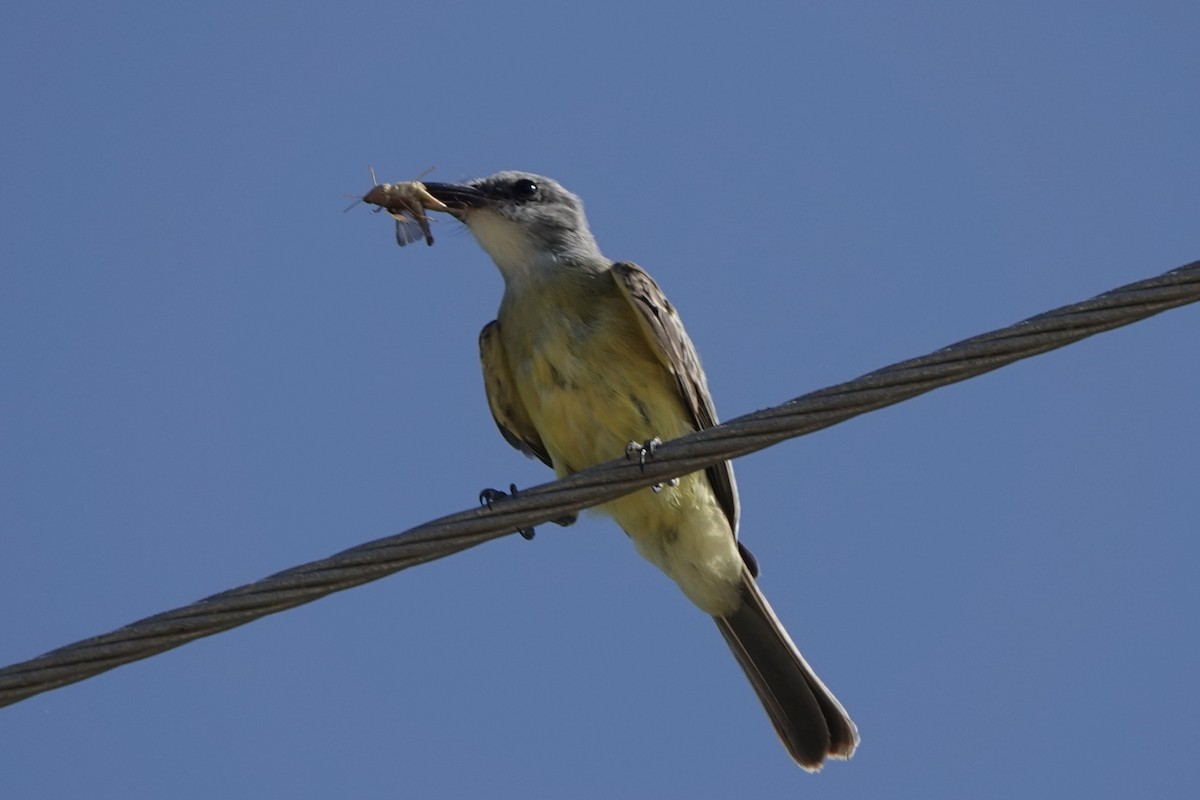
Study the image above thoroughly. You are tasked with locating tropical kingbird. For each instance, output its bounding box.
[416,172,858,770]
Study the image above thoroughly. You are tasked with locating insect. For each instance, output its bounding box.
[359,167,448,247]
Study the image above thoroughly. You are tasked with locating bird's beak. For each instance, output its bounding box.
[422,182,489,214]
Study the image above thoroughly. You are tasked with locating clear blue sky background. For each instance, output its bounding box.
[2,3,1197,798]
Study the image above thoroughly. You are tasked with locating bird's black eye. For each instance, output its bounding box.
[511,178,538,201]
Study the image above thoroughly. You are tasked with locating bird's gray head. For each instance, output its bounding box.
[424,171,606,280]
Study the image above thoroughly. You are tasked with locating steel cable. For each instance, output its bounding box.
[1,258,1196,708]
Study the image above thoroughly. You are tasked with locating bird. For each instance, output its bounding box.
[414,171,858,770]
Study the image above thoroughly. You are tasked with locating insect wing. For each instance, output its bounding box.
[393,217,429,247]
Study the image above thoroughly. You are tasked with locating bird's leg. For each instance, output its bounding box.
[625,437,662,469]
[624,437,679,493]
[479,484,537,540]
[478,483,578,540]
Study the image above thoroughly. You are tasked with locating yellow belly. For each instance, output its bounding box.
[499,282,743,615]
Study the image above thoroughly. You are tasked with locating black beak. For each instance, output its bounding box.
[421,182,489,211]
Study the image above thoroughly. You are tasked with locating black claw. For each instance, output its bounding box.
[625,436,663,472]
[650,476,680,493]
[552,512,578,528]
[628,437,677,491]
[478,483,536,540]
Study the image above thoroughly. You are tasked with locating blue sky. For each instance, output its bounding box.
[2,3,1198,798]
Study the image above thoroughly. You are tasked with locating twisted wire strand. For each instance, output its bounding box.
[2,259,1196,708]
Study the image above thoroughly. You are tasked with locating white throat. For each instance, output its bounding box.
[465,211,558,283]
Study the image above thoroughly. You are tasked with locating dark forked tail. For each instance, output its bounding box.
[714,570,859,770]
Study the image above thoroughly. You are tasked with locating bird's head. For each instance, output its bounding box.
[424,171,606,280]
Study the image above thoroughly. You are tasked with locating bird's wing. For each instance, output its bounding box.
[479,320,553,468]
[611,262,740,536]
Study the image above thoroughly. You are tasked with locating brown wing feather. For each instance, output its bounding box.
[479,320,552,468]
[610,262,740,537]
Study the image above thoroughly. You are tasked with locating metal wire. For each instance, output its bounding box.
[1,259,1197,708]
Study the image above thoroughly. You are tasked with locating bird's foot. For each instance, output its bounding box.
[478,484,578,540]
[625,437,663,470]
[624,437,679,493]
[479,484,536,540]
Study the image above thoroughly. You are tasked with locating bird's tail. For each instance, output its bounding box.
[714,570,859,770]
